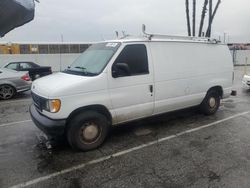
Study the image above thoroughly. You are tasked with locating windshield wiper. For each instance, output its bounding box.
[74,66,86,70]
[66,66,97,76]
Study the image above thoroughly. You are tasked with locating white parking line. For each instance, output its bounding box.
[9,110,250,188]
[0,120,32,128]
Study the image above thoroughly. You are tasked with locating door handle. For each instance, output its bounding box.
[149,85,153,93]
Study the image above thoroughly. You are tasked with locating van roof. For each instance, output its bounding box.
[106,35,222,45]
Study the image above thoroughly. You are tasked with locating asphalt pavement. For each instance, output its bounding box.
[0,67,250,188]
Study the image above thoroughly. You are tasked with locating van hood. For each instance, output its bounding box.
[31,72,107,98]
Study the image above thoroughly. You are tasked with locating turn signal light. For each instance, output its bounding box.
[49,99,61,113]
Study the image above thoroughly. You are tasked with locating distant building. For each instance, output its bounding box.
[0,43,91,54]
[228,43,250,50]
[227,43,250,65]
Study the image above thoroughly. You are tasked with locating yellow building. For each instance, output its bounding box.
[0,44,20,54]
[0,43,91,54]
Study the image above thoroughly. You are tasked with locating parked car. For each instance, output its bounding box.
[0,68,31,100]
[242,75,250,89]
[30,35,233,151]
[3,61,52,80]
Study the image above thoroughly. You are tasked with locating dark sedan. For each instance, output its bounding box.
[4,61,52,80]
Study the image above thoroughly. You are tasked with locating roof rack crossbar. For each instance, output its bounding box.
[142,24,219,43]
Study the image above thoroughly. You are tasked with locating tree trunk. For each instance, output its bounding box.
[198,0,209,37]
[192,0,196,36]
[185,0,191,36]
[211,0,221,21]
[205,0,221,37]
[206,0,213,37]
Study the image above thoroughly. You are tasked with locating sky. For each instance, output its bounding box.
[1,0,250,43]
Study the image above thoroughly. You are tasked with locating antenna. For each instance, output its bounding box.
[142,24,146,34]
[122,31,126,37]
[115,31,119,38]
[120,31,131,39]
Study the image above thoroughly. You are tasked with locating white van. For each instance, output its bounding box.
[30,34,233,151]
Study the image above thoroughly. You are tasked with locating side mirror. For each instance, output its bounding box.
[112,63,130,78]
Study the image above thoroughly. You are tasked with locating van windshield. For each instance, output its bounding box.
[64,42,121,76]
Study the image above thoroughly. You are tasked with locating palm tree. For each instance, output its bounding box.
[205,0,221,37]
[192,0,196,36]
[185,0,191,36]
[198,0,209,37]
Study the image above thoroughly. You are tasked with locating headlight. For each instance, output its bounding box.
[44,99,61,113]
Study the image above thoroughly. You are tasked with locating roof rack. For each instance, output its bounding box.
[141,24,220,44]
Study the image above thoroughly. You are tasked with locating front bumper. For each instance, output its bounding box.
[30,104,66,136]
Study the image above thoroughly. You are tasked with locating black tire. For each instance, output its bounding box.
[200,90,220,115]
[67,111,109,151]
[0,84,16,100]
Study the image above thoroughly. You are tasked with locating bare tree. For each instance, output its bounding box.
[205,0,221,37]
[192,0,196,36]
[198,0,209,37]
[206,0,213,37]
[185,0,191,36]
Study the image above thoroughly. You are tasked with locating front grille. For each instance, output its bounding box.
[31,92,47,111]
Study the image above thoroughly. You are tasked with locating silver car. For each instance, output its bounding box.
[0,68,31,100]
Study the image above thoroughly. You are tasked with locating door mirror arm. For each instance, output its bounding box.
[112,70,119,78]
[112,63,130,78]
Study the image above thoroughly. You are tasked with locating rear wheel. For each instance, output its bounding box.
[0,85,16,100]
[200,90,220,115]
[67,111,109,151]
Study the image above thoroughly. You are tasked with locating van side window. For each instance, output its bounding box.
[113,44,149,77]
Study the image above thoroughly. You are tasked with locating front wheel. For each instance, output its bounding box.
[67,111,109,151]
[200,90,220,115]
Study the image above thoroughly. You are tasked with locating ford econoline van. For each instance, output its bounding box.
[30,35,233,151]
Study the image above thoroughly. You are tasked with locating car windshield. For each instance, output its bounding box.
[64,42,121,76]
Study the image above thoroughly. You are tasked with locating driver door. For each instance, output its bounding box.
[107,43,154,124]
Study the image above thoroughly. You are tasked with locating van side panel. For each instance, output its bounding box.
[149,42,233,115]
[106,43,155,124]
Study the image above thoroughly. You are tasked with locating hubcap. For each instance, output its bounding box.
[209,97,216,108]
[0,85,14,99]
[81,122,99,142]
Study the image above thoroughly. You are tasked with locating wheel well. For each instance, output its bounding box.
[67,105,112,124]
[207,86,223,98]
[0,84,16,92]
